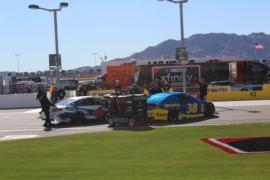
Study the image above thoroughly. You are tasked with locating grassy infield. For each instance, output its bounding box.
[0,123,270,180]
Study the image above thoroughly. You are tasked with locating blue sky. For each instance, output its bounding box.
[1,0,270,72]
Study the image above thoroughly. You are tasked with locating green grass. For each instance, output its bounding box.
[1,123,270,180]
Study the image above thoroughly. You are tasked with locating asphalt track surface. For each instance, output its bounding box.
[0,100,270,141]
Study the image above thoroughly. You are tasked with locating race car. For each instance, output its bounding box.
[208,81,262,91]
[50,96,107,123]
[147,92,215,121]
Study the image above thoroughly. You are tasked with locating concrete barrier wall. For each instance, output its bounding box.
[88,89,116,96]
[0,85,269,109]
[0,90,77,109]
[0,93,40,109]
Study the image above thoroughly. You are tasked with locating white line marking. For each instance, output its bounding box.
[214,100,270,107]
[0,129,43,132]
[0,135,39,141]
[0,126,108,133]
[208,138,247,154]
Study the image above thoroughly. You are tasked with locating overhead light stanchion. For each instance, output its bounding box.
[29,2,68,85]
[158,0,189,93]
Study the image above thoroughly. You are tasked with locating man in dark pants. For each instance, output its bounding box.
[39,92,55,128]
[36,88,43,114]
[36,88,43,101]
[198,79,208,100]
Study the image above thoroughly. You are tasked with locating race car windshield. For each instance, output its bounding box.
[56,99,75,106]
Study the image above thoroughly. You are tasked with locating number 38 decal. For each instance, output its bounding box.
[187,103,198,114]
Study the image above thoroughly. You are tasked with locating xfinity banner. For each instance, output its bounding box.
[152,65,200,91]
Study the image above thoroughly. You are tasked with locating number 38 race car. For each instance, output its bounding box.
[147,92,215,121]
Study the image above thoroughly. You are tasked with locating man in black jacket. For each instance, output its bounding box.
[198,79,208,100]
[36,88,43,114]
[39,92,55,128]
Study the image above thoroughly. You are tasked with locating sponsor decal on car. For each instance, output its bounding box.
[208,86,230,93]
[94,106,105,118]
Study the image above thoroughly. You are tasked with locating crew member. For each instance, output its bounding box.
[39,92,55,128]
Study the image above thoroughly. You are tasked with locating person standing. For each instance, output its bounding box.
[49,83,55,95]
[198,79,208,100]
[149,82,163,95]
[162,80,171,92]
[51,88,59,104]
[143,83,150,96]
[113,80,122,94]
[128,83,140,94]
[36,87,43,102]
[39,92,55,128]
[58,85,66,101]
[36,88,44,114]
[49,83,57,103]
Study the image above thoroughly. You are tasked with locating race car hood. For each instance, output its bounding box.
[147,92,184,105]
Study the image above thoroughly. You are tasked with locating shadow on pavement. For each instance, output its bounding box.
[150,115,219,127]
[110,125,154,131]
[110,115,219,130]
[216,106,261,113]
[48,115,219,131]
[50,121,107,129]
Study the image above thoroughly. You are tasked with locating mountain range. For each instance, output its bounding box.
[114,32,270,62]
[2,33,270,74]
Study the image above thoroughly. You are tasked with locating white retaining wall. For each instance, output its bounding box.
[0,91,77,109]
[0,93,40,109]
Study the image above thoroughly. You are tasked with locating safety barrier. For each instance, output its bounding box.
[207,84,270,101]
[0,93,40,109]
[0,90,77,109]
[1,85,269,109]
[88,89,116,96]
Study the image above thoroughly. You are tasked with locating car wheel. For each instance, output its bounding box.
[128,118,136,127]
[204,102,215,117]
[168,109,179,121]
[108,118,115,127]
[72,111,85,124]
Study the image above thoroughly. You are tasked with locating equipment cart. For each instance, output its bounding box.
[105,94,148,127]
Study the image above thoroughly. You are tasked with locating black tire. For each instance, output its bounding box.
[108,118,115,127]
[168,109,179,121]
[128,118,136,127]
[204,102,215,117]
[72,111,85,124]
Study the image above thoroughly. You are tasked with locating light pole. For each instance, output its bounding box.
[28,2,68,83]
[15,54,21,73]
[158,0,189,93]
